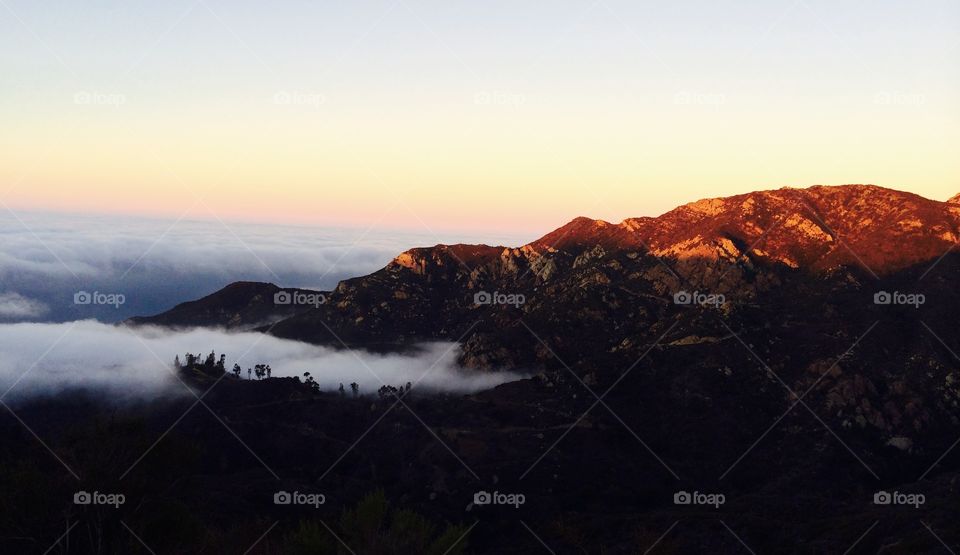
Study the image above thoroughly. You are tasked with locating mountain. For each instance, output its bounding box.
[126,281,324,329]
[134,185,960,359]
[132,183,960,439]
[51,184,960,552]
[137,185,956,347]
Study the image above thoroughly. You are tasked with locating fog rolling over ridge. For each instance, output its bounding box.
[0,321,523,403]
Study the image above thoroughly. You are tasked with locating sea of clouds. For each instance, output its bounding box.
[0,210,529,323]
[0,210,530,401]
[0,321,524,402]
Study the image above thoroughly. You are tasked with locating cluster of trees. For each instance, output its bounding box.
[377,382,412,400]
[174,352,271,380]
[174,351,226,377]
[173,352,414,399]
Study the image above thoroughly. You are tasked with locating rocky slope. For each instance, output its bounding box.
[126,281,324,329]
[257,184,960,356]
[114,184,960,552]
[132,185,960,440]
[134,184,960,360]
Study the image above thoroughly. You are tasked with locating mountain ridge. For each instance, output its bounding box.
[133,184,960,342]
[126,182,960,509]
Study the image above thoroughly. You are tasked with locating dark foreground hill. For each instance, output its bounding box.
[2,350,958,554]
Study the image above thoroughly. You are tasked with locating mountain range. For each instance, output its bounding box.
[3,184,955,553]
[134,183,960,367]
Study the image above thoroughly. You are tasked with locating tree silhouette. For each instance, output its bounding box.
[302,372,320,393]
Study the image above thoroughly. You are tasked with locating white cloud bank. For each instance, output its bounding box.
[0,321,524,402]
[0,292,49,319]
[0,210,531,322]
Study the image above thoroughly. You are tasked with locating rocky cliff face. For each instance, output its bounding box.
[260,184,959,350]
[122,184,960,553]
[135,184,960,442]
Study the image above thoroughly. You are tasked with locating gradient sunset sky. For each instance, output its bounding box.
[2,0,958,234]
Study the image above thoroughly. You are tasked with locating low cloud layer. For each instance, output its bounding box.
[0,292,49,319]
[0,321,524,402]
[0,210,529,323]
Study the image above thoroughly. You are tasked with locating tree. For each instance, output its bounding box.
[265,365,272,379]
[302,372,319,393]
[378,385,399,400]
[350,382,359,398]
[216,354,226,374]
[174,355,182,370]
[247,368,252,380]
[338,383,345,397]
[204,351,216,370]
[232,364,241,378]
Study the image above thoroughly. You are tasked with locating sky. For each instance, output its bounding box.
[1,0,958,234]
